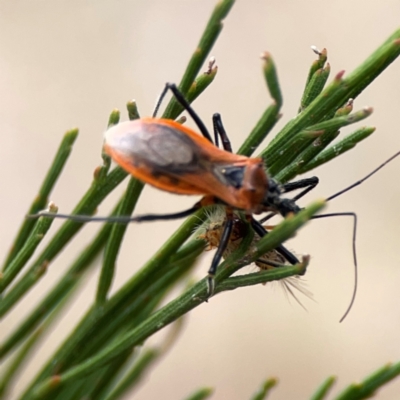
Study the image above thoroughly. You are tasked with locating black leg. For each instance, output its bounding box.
[206,211,234,297]
[281,177,319,197]
[212,114,219,148]
[152,84,170,118]
[212,113,233,152]
[250,218,300,266]
[208,113,300,286]
[258,177,319,224]
[155,83,213,143]
[28,205,201,223]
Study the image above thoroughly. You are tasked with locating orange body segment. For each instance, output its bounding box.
[104,118,269,212]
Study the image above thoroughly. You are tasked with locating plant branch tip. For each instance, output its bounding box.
[260,51,270,59]
[176,116,187,124]
[298,255,310,274]
[311,45,321,55]
[363,106,373,114]
[26,202,58,220]
[47,201,57,210]
[335,70,345,80]
[206,56,217,74]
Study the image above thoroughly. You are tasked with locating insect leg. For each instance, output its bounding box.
[212,113,233,152]
[206,208,234,297]
[28,205,201,223]
[159,83,214,143]
[281,177,319,196]
[250,218,300,266]
[258,177,319,224]
[152,84,170,118]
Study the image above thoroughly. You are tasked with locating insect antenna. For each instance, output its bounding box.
[326,150,400,201]
[261,151,400,321]
[311,212,357,322]
[314,152,400,320]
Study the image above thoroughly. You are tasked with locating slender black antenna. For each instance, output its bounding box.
[327,151,400,201]
[312,212,357,322]
[316,152,400,321]
[259,152,400,321]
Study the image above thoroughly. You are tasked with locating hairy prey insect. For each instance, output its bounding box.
[196,206,313,309]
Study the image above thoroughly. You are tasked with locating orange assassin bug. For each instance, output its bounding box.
[33,82,400,320]
[34,83,317,294]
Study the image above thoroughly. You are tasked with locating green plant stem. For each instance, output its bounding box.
[0,331,42,399]
[0,199,126,360]
[63,250,197,369]
[250,378,278,400]
[298,127,375,174]
[183,388,214,400]
[260,30,400,166]
[126,100,140,120]
[186,62,218,105]
[275,108,373,182]
[269,107,373,178]
[0,205,57,293]
[238,52,282,157]
[334,361,400,400]
[163,0,235,119]
[24,244,200,400]
[101,349,159,400]
[281,100,354,178]
[96,101,143,305]
[101,317,185,400]
[310,376,336,400]
[2,129,78,270]
[335,362,400,400]
[238,103,281,157]
[300,62,330,112]
[0,167,128,318]
[303,47,328,91]
[215,261,308,293]
[95,179,143,305]
[28,202,323,399]
[0,295,71,399]
[19,223,205,399]
[17,6,231,388]
[82,350,135,400]
[262,52,282,108]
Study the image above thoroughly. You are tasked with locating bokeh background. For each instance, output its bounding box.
[1,1,400,399]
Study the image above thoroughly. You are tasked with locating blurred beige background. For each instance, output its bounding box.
[1,1,400,399]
